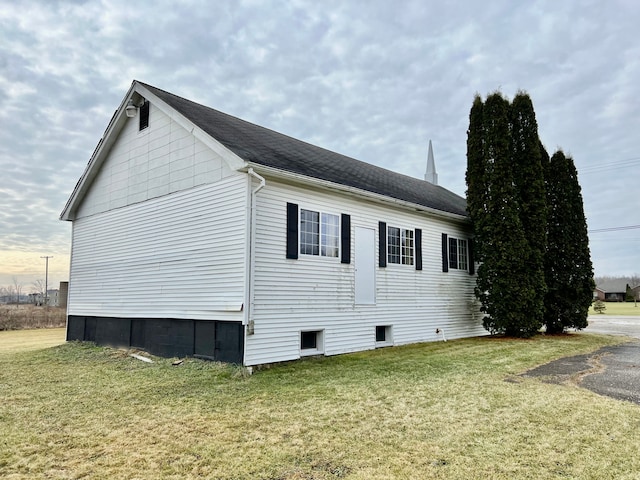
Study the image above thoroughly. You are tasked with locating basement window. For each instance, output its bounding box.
[139,100,150,131]
[300,330,324,356]
[375,325,393,346]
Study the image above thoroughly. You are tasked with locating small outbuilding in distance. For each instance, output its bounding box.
[61,80,485,366]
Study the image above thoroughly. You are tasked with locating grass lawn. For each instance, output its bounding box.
[0,327,65,353]
[1,331,639,479]
[589,301,640,316]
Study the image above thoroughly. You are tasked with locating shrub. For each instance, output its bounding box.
[593,299,606,314]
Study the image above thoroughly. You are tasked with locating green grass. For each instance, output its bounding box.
[1,331,639,479]
[589,301,640,316]
[0,327,65,352]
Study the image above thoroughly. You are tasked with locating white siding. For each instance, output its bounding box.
[68,176,248,321]
[245,180,486,366]
[77,103,235,219]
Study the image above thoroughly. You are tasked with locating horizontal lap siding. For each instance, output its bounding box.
[77,103,234,218]
[68,176,248,321]
[245,180,486,366]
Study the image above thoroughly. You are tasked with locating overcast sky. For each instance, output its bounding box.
[1,0,639,291]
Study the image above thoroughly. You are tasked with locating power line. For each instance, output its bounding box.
[581,156,640,174]
[589,224,640,233]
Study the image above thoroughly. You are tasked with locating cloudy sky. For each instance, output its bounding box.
[1,0,639,291]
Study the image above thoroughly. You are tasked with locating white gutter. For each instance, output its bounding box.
[248,167,266,194]
[245,168,266,337]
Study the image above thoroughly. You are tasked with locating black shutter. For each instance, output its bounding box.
[415,228,422,271]
[286,203,298,259]
[378,221,387,267]
[441,233,449,272]
[139,100,150,130]
[468,238,475,275]
[341,214,351,264]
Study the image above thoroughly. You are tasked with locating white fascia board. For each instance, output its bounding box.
[60,82,138,221]
[243,163,470,225]
[60,81,248,221]
[134,84,247,172]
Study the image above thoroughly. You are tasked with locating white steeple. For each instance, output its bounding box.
[424,139,438,185]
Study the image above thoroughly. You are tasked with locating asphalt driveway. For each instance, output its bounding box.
[522,316,640,404]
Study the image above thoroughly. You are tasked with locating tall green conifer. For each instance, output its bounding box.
[509,93,547,328]
[544,151,594,332]
[467,92,593,336]
[466,95,486,258]
[470,93,540,336]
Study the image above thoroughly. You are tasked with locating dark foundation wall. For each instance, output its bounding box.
[66,316,244,364]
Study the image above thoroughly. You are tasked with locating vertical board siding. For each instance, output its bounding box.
[77,103,235,219]
[68,176,248,321]
[244,180,486,366]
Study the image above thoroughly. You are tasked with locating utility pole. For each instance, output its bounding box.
[40,256,53,306]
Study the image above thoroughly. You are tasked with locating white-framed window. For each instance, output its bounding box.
[300,330,324,356]
[448,237,468,270]
[375,325,393,347]
[388,226,414,265]
[300,209,339,258]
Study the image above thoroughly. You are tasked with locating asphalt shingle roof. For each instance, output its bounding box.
[596,279,637,293]
[141,82,468,217]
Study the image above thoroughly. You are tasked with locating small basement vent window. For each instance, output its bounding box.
[376,325,392,346]
[139,100,150,131]
[300,330,324,356]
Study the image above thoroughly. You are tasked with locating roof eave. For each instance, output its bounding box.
[60,81,139,221]
[242,163,470,224]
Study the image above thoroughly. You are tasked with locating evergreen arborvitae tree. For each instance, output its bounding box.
[543,150,594,332]
[468,93,540,337]
[510,92,547,329]
[466,95,487,259]
[626,284,634,302]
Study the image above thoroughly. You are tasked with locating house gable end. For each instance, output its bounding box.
[61,81,247,221]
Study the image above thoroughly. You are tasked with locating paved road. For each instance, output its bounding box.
[523,316,640,404]
[584,315,640,339]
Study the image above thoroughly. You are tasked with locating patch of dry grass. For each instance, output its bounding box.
[1,332,639,479]
[0,305,66,330]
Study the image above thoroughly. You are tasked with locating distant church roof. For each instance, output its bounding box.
[424,139,438,185]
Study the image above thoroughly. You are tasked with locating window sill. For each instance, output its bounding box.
[300,348,324,357]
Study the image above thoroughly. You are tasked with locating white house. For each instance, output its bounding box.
[61,80,486,365]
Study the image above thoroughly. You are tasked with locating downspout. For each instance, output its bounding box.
[246,168,265,336]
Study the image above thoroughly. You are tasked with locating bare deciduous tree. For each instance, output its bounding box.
[5,285,16,304]
[12,277,23,307]
[32,279,45,305]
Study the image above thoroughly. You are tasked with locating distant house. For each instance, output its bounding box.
[32,289,60,307]
[60,80,486,366]
[595,280,640,302]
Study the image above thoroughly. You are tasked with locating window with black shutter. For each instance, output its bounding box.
[139,100,150,131]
